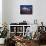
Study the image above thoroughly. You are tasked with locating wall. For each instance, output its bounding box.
[8,0,37,24]
[2,0,8,24]
[0,0,2,27]
[2,0,46,26]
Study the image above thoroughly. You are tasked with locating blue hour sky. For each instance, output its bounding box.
[20,5,32,9]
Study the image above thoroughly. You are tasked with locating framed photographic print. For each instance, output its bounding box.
[20,5,32,14]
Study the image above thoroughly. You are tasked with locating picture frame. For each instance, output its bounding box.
[20,5,32,14]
